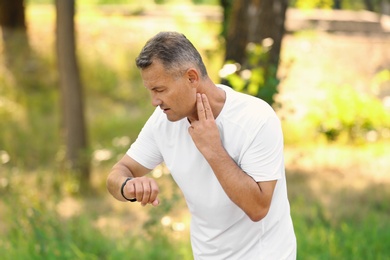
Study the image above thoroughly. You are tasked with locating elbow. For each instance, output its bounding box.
[106,175,111,192]
[106,172,118,196]
[247,207,270,222]
[106,174,114,195]
[248,213,265,222]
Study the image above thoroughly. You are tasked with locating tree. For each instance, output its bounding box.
[290,0,390,14]
[56,0,90,189]
[249,0,288,68]
[220,0,233,40]
[363,0,376,11]
[224,0,251,64]
[221,0,288,105]
[0,0,30,72]
[363,0,390,14]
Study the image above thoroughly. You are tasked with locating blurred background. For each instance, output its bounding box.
[0,0,389,259]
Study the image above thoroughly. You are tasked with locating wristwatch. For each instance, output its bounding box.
[120,177,137,202]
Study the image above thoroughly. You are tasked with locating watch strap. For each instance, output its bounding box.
[120,177,137,202]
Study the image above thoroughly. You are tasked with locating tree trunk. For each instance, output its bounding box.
[55,0,90,187]
[250,0,288,68]
[363,0,375,11]
[0,0,30,71]
[221,0,288,105]
[224,0,251,65]
[220,0,233,39]
[380,0,390,15]
[333,0,342,9]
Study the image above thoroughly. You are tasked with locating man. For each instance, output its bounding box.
[107,31,296,259]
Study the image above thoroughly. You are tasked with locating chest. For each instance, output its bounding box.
[155,122,247,203]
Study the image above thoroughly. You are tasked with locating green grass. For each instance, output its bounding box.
[286,144,390,259]
[2,160,389,259]
[0,166,192,259]
[291,193,390,259]
[0,199,190,260]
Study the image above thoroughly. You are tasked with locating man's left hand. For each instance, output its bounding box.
[188,93,222,157]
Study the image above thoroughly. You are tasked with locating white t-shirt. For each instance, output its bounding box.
[127,85,296,259]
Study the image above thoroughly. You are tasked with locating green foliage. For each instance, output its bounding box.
[27,0,147,5]
[288,0,390,11]
[97,0,135,4]
[306,84,390,143]
[27,0,219,6]
[191,0,219,5]
[293,0,334,9]
[291,181,390,259]
[26,0,52,4]
[0,168,192,259]
[0,59,61,168]
[221,43,279,105]
[371,69,390,95]
[293,204,390,259]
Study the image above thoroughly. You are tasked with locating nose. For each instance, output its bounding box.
[151,94,162,107]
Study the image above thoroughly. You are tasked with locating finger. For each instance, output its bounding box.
[141,182,151,206]
[149,181,159,205]
[196,93,206,121]
[134,181,144,202]
[201,94,213,120]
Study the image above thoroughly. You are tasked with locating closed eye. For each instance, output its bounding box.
[151,87,165,93]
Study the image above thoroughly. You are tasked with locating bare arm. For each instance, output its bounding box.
[203,145,276,222]
[188,93,276,221]
[106,154,160,206]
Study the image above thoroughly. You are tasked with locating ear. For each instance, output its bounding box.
[186,68,199,87]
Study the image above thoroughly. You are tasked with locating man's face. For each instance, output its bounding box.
[141,60,197,122]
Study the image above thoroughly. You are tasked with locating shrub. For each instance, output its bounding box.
[305,84,390,143]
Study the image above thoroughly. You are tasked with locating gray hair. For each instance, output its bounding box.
[135,32,208,78]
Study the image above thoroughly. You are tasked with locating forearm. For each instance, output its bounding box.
[188,93,275,220]
[204,145,273,221]
[107,163,134,202]
[107,155,159,206]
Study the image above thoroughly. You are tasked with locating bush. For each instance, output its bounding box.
[298,84,390,144]
[220,42,279,106]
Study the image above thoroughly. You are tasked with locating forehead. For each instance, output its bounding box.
[142,59,167,75]
[141,59,185,89]
[141,60,170,86]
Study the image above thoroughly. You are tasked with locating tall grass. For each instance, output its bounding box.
[0,166,192,259]
[291,188,390,259]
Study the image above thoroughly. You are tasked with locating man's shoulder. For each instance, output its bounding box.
[221,86,277,124]
[219,84,274,111]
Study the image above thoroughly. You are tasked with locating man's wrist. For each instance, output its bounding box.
[120,177,137,202]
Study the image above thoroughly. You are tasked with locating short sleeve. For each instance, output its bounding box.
[126,109,164,170]
[240,115,284,182]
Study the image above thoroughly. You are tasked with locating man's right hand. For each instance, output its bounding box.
[107,154,159,206]
[123,176,160,206]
